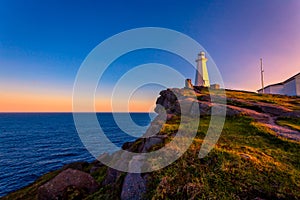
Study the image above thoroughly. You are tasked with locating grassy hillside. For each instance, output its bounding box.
[2,89,300,200]
[147,115,300,199]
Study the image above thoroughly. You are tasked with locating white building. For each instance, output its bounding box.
[258,72,300,96]
[195,52,210,87]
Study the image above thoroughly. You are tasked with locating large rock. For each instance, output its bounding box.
[102,167,122,185]
[121,173,147,200]
[121,155,147,200]
[178,98,197,115]
[142,136,165,152]
[198,101,212,115]
[155,89,180,115]
[258,103,293,116]
[38,168,99,200]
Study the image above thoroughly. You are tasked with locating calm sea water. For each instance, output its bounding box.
[0,113,153,197]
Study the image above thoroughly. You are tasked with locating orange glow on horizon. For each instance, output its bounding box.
[0,91,72,112]
[0,91,156,113]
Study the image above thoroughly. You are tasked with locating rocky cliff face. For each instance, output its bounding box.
[3,87,300,200]
[155,88,300,118]
[155,87,300,141]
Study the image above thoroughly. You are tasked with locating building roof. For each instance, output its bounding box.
[282,72,300,84]
[257,72,300,92]
[257,83,283,92]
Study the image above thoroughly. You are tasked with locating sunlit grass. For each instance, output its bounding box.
[225,90,300,111]
[147,116,300,199]
[276,117,300,132]
[194,87,300,111]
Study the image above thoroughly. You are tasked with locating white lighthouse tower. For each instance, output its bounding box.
[195,51,210,87]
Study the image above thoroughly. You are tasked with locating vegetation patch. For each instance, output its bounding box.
[1,170,62,200]
[276,117,300,132]
[225,90,300,110]
[146,116,300,199]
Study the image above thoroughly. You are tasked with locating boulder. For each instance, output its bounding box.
[38,168,99,200]
[142,136,164,152]
[198,101,212,115]
[155,96,164,106]
[102,167,122,185]
[121,154,147,199]
[121,173,147,200]
[178,98,198,116]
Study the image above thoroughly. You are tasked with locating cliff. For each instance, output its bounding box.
[2,87,300,200]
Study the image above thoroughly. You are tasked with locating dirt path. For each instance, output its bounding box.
[263,115,300,141]
[227,104,300,141]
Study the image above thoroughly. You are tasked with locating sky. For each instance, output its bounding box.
[0,0,299,112]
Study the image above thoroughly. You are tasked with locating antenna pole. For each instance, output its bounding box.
[260,58,264,94]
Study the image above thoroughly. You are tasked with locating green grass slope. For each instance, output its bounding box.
[147,116,300,199]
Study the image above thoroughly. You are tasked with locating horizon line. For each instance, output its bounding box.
[0,111,156,114]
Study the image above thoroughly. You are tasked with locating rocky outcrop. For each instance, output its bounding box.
[154,88,300,142]
[38,169,99,200]
[155,88,300,119]
[121,173,147,200]
[122,136,166,154]
[141,136,165,152]
[102,168,122,186]
[155,89,228,117]
[155,89,180,115]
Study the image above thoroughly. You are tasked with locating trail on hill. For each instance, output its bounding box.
[226,98,300,141]
[264,116,300,141]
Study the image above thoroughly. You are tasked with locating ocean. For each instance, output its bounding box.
[0,113,153,197]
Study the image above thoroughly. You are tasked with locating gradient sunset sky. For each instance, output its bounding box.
[0,0,299,112]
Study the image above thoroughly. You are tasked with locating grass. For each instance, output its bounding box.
[225,90,300,111]
[1,170,62,200]
[226,99,263,112]
[276,117,300,132]
[194,87,300,111]
[146,116,300,199]
[85,171,126,200]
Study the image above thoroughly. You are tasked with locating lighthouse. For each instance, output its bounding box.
[195,51,210,87]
